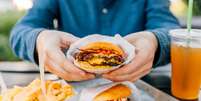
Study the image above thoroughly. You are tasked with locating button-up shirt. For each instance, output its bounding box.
[10,0,180,67]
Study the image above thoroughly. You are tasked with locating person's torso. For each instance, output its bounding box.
[57,0,146,37]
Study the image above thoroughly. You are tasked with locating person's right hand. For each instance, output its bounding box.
[36,30,95,81]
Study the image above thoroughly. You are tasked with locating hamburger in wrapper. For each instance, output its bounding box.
[79,81,141,101]
[74,42,125,72]
[67,34,135,74]
[93,84,131,101]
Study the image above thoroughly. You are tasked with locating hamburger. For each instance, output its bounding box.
[74,41,125,71]
[94,84,132,101]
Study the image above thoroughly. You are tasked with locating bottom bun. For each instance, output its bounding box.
[74,60,112,71]
[94,84,132,101]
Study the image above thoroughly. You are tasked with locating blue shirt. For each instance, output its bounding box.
[10,0,180,67]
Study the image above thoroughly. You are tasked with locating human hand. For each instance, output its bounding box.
[103,31,158,82]
[36,30,95,81]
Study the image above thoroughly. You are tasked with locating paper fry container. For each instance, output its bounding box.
[66,34,135,74]
[78,81,141,101]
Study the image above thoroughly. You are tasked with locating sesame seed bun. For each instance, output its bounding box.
[80,41,124,56]
[94,84,131,101]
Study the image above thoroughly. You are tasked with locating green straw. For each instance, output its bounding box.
[187,0,193,33]
[186,0,193,46]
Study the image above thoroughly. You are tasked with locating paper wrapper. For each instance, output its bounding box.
[66,34,135,74]
[78,81,141,101]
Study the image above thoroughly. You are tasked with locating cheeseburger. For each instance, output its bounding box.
[94,84,132,101]
[74,41,125,71]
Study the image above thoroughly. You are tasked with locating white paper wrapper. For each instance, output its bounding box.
[78,81,141,101]
[66,34,135,74]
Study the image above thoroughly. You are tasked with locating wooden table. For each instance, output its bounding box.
[0,61,179,101]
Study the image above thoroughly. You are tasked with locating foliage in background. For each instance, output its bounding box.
[0,10,24,61]
[184,0,201,16]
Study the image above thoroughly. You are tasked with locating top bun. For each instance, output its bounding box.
[80,41,124,56]
[94,84,131,101]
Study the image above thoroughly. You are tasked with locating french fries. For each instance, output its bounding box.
[0,79,74,101]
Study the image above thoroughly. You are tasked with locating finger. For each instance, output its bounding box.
[64,60,96,79]
[47,47,86,75]
[106,49,150,76]
[103,62,152,82]
[45,59,71,80]
[104,65,151,82]
[129,67,151,82]
[46,59,95,81]
[47,47,95,80]
[60,32,80,46]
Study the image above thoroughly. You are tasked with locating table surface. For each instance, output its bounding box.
[0,61,180,101]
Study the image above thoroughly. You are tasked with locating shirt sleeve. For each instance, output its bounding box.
[145,0,180,67]
[10,0,58,64]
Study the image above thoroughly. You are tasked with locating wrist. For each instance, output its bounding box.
[125,31,158,52]
[143,31,158,53]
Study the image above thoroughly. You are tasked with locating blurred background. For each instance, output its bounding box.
[0,0,200,61]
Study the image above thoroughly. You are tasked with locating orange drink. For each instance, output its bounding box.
[170,29,201,100]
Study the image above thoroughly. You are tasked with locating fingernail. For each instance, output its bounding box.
[111,72,118,76]
[107,73,114,76]
[79,72,85,76]
[90,75,95,78]
[87,75,95,79]
[102,74,109,78]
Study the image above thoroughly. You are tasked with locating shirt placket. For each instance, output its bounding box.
[100,7,111,35]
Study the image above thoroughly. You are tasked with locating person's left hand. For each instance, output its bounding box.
[102,31,158,82]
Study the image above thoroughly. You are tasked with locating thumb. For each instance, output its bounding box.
[48,47,86,75]
[60,32,80,46]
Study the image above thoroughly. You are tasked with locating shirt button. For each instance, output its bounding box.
[102,8,108,14]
